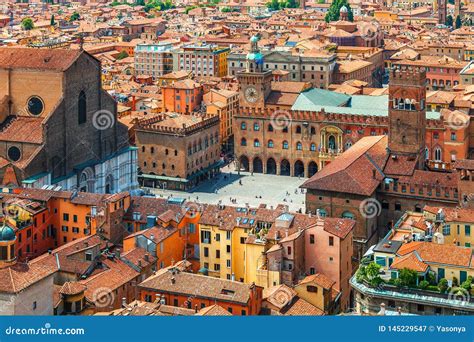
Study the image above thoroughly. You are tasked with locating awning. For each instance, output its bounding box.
[187,160,224,181]
[140,174,189,183]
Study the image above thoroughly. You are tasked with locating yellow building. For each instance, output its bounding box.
[424,206,474,249]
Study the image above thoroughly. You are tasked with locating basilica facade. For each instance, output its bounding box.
[0,48,138,193]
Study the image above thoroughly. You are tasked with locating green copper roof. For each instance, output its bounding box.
[291,88,441,120]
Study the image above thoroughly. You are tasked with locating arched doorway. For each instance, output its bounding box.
[79,167,95,193]
[253,157,263,173]
[294,160,304,177]
[280,159,290,176]
[239,156,249,172]
[308,161,318,177]
[266,158,277,174]
[105,174,114,194]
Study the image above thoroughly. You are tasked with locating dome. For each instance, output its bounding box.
[340,5,348,13]
[0,225,15,242]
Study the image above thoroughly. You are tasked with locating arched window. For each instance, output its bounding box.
[296,125,301,134]
[268,140,274,148]
[296,141,302,150]
[241,122,247,130]
[254,139,260,147]
[317,209,327,217]
[282,141,289,149]
[310,126,316,135]
[78,91,87,124]
[268,124,274,132]
[241,138,247,146]
[434,147,442,161]
[341,211,355,219]
[310,143,316,152]
[254,122,260,131]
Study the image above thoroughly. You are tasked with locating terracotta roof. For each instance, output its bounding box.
[263,284,297,310]
[139,269,258,305]
[0,48,82,71]
[454,159,474,170]
[397,242,472,268]
[0,116,44,144]
[59,281,87,296]
[196,304,232,316]
[299,273,335,290]
[390,252,428,273]
[282,297,324,316]
[302,135,388,196]
[0,262,56,294]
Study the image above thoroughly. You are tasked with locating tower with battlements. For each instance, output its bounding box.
[388,66,427,168]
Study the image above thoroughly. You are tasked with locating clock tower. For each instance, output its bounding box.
[236,35,272,110]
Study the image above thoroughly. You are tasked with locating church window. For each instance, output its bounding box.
[7,146,21,162]
[78,91,87,124]
[27,96,44,116]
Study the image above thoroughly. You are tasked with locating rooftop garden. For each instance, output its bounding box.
[355,259,473,300]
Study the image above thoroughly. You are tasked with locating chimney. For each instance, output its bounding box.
[372,169,376,179]
[195,304,198,313]
[171,276,176,284]
[121,297,127,308]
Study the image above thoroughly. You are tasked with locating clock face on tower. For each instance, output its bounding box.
[244,85,259,103]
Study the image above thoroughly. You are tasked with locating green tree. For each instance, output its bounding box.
[325,0,354,22]
[365,262,381,280]
[135,0,146,5]
[455,15,462,29]
[70,12,80,22]
[21,18,34,31]
[438,278,449,293]
[418,280,429,290]
[50,14,55,26]
[398,268,418,287]
[446,15,453,27]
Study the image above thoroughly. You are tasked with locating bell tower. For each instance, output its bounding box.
[236,35,272,110]
[438,0,447,25]
[388,66,427,168]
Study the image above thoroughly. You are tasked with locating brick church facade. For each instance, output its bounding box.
[0,48,138,193]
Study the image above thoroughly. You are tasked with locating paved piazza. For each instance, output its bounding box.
[147,164,307,212]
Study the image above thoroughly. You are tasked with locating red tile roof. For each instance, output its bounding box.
[0,48,82,71]
[302,135,388,196]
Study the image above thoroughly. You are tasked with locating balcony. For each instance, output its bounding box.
[426,160,452,172]
[319,148,343,159]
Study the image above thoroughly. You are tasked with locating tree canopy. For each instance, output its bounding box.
[325,0,354,22]
[21,18,34,31]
